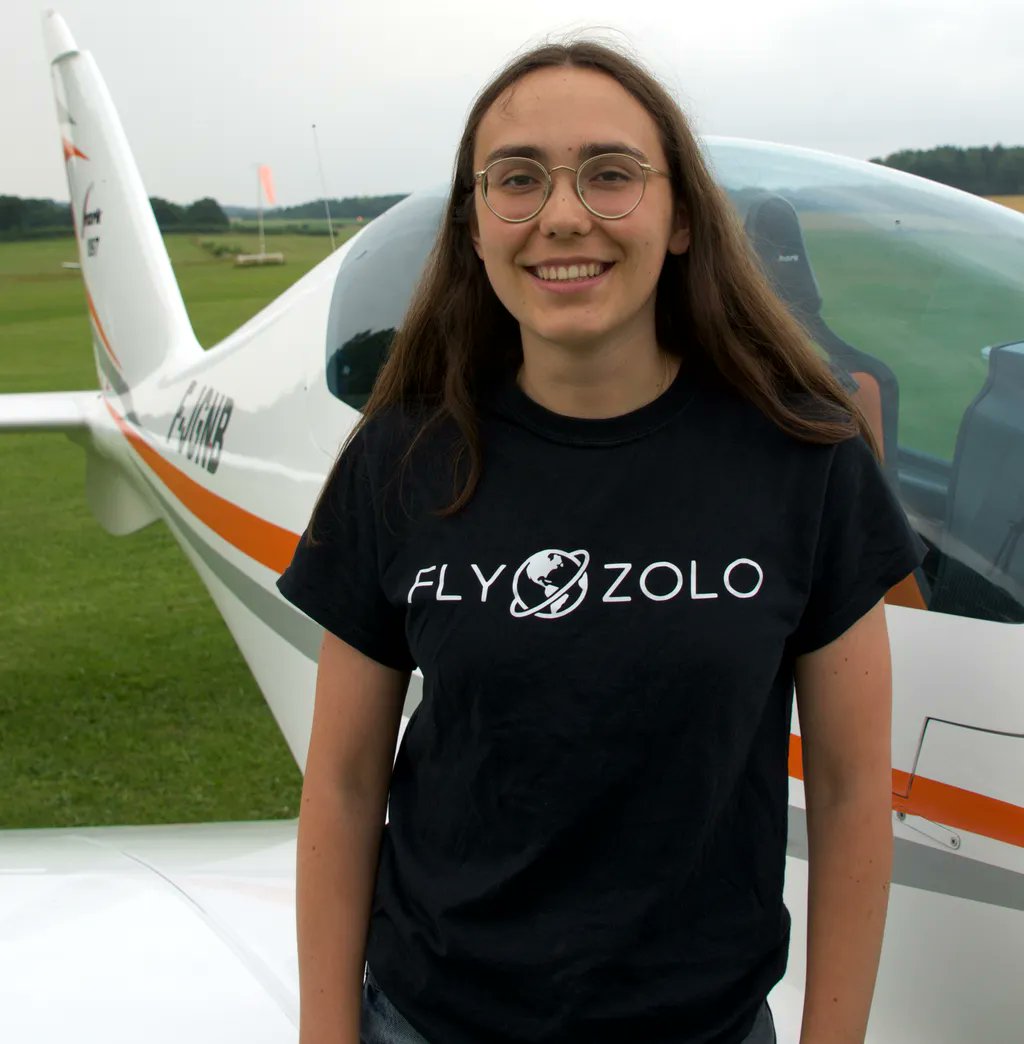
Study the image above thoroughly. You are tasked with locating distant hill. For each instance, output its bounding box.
[224,195,407,222]
[870,145,1024,196]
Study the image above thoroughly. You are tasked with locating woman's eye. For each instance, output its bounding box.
[500,172,541,190]
[587,167,635,186]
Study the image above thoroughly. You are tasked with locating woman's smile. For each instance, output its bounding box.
[524,259,615,292]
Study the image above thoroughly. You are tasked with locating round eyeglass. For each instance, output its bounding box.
[473,153,670,223]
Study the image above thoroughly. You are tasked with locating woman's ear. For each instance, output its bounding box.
[668,207,690,256]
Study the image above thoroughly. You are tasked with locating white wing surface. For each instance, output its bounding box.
[0,820,299,1043]
[0,391,99,433]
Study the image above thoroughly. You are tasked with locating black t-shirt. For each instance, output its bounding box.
[277,365,923,1044]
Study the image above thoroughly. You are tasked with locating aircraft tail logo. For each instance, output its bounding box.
[45,10,201,395]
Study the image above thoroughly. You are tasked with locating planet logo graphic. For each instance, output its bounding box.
[510,549,590,620]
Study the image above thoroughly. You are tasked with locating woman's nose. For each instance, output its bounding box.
[536,171,592,237]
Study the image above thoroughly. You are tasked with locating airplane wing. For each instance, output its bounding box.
[0,390,100,434]
[0,819,299,1043]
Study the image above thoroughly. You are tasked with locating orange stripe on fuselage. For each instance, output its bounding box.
[85,287,122,371]
[788,733,1024,850]
[104,400,299,572]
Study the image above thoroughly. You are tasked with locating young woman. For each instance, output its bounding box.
[278,39,923,1044]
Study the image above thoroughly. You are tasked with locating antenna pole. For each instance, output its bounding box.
[312,123,337,251]
[256,165,266,257]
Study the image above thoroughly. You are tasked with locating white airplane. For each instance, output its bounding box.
[2,11,1022,1043]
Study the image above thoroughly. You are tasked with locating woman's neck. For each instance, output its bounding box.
[517,337,679,420]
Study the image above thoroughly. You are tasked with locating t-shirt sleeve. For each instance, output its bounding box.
[276,435,415,672]
[791,435,926,654]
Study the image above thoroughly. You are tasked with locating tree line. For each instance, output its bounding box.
[0,192,408,240]
[0,195,232,240]
[149,197,230,230]
[0,196,73,239]
[870,145,1024,195]
[225,195,407,222]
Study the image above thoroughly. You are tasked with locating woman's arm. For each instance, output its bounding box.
[297,630,409,1044]
[794,600,894,1044]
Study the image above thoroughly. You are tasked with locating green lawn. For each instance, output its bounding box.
[803,225,1024,459]
[0,233,347,828]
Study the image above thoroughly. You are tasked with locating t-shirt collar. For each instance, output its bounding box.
[487,359,694,446]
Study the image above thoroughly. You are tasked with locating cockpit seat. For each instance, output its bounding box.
[931,341,1024,621]
[740,192,927,611]
[742,193,900,477]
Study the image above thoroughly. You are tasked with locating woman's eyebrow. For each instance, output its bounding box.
[481,144,545,165]
[578,142,649,163]
[480,142,650,166]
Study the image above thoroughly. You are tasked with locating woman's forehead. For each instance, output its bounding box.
[474,66,664,166]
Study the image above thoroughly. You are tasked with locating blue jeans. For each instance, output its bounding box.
[360,965,777,1043]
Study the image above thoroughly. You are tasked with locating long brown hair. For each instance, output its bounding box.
[313,38,869,530]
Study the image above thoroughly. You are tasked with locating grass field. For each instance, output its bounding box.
[0,232,351,828]
[988,195,1024,213]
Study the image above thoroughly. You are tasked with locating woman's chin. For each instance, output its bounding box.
[521,319,620,354]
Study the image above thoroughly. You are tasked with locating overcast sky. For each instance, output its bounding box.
[4,0,1022,207]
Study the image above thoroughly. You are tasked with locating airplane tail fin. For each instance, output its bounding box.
[43,11,202,391]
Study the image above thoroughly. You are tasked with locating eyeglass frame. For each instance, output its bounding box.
[472,152,671,223]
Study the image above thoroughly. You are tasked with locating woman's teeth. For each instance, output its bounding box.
[533,262,608,282]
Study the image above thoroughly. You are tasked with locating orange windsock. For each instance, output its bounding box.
[258,165,276,206]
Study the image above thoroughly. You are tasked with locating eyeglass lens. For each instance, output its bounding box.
[483,155,645,220]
